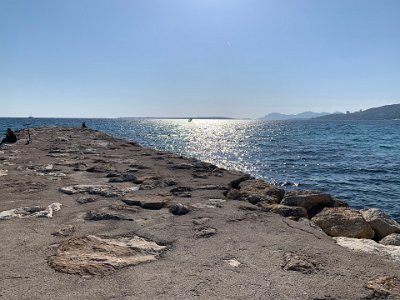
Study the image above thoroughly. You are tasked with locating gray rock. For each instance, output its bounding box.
[76,196,97,204]
[229,174,252,188]
[85,210,133,221]
[122,197,168,210]
[226,188,241,200]
[312,207,375,239]
[360,208,400,240]
[282,253,317,274]
[259,204,308,219]
[379,233,400,246]
[170,186,192,197]
[281,191,334,217]
[169,203,190,216]
[109,174,142,183]
[239,180,285,203]
[52,225,76,237]
[195,227,217,238]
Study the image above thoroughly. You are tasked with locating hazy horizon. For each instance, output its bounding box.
[1,0,399,118]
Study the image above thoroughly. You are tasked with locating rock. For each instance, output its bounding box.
[139,178,177,190]
[59,185,121,198]
[224,259,241,267]
[360,208,400,240]
[195,227,217,238]
[108,174,142,183]
[379,233,400,246]
[334,237,400,262]
[86,164,115,173]
[170,163,193,170]
[0,169,9,176]
[0,203,62,220]
[206,199,226,207]
[76,196,97,204]
[122,196,169,210]
[170,186,192,197]
[259,204,308,219]
[282,253,317,274]
[226,188,241,200]
[192,217,210,225]
[85,210,134,221]
[229,174,252,188]
[48,235,166,276]
[366,276,400,299]
[331,198,349,207]
[196,185,228,191]
[169,203,190,216]
[52,225,76,237]
[239,180,285,203]
[312,207,375,239]
[281,191,334,217]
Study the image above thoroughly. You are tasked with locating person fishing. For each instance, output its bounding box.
[0,128,17,145]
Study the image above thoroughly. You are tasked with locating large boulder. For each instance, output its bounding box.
[281,190,337,217]
[312,207,375,239]
[360,208,400,240]
[334,237,400,262]
[259,204,308,219]
[379,233,400,246]
[237,180,285,204]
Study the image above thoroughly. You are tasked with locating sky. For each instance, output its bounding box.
[0,0,399,118]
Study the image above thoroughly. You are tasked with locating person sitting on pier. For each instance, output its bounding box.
[0,128,17,145]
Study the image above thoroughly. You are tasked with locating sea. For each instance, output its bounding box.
[1,117,399,221]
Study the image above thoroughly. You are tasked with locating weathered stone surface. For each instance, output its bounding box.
[239,180,285,203]
[226,188,241,200]
[281,191,334,217]
[192,217,210,225]
[224,259,241,267]
[52,225,76,237]
[259,204,308,219]
[195,227,217,238]
[170,186,192,197]
[379,233,400,246]
[108,174,142,183]
[76,196,97,204]
[170,163,193,170]
[48,235,166,276]
[86,164,115,173]
[282,252,318,274]
[169,203,190,215]
[59,185,121,198]
[312,207,375,238]
[122,196,169,210]
[360,208,400,240]
[366,276,400,299]
[0,169,9,176]
[229,174,252,188]
[334,237,400,262]
[195,185,228,191]
[206,199,226,207]
[85,210,134,221]
[0,203,62,220]
[139,178,177,190]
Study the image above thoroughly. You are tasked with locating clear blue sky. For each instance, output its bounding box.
[1,0,399,118]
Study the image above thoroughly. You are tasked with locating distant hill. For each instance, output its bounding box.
[261,111,330,121]
[315,104,400,120]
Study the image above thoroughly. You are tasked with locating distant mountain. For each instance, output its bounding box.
[315,104,400,120]
[261,111,330,121]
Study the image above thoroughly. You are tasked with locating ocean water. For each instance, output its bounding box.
[1,117,399,221]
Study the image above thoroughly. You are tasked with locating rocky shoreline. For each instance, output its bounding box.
[0,127,399,299]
